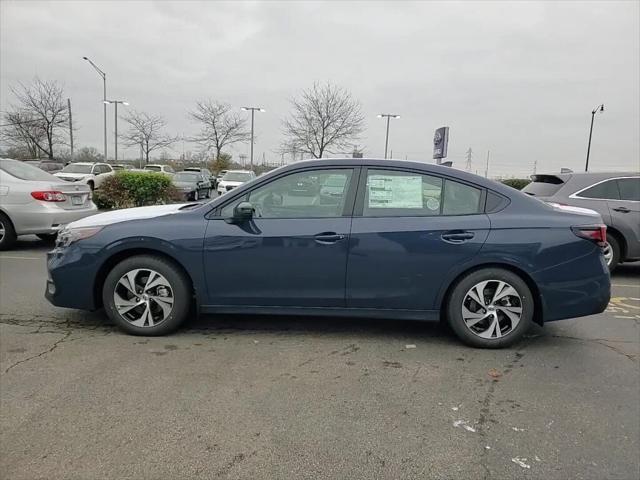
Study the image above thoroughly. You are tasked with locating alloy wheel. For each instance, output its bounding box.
[113,269,174,327]
[461,280,523,339]
[602,242,613,266]
[0,221,5,243]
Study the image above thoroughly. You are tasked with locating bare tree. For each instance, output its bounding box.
[1,78,69,159]
[120,110,175,164]
[281,82,365,159]
[189,100,250,159]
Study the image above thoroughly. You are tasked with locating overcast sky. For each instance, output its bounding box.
[1,0,638,176]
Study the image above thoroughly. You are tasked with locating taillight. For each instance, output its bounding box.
[571,225,607,247]
[31,191,66,202]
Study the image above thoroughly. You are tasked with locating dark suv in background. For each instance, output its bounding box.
[523,172,640,271]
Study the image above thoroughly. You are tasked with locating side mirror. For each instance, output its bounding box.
[229,201,254,223]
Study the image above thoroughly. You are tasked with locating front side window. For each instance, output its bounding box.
[362,169,482,217]
[221,169,353,218]
[617,178,640,201]
[578,180,620,200]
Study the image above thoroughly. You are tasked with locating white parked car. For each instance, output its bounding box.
[217,170,256,195]
[0,159,97,250]
[143,164,175,176]
[54,162,114,190]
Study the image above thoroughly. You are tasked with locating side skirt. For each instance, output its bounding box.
[200,304,440,322]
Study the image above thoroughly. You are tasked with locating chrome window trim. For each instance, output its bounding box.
[569,176,640,202]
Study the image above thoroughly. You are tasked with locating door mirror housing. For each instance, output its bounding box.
[227,201,254,223]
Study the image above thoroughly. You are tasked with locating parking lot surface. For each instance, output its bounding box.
[1,237,639,480]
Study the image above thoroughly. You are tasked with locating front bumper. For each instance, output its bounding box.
[45,243,101,310]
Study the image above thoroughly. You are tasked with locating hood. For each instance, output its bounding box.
[55,172,89,179]
[67,203,189,229]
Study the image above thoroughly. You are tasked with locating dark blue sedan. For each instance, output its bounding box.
[45,159,610,348]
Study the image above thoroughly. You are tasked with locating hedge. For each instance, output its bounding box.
[500,178,531,190]
[93,171,181,209]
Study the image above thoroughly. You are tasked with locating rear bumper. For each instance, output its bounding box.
[535,250,611,322]
[8,203,98,236]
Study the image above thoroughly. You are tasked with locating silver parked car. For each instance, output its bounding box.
[522,171,640,271]
[0,159,97,250]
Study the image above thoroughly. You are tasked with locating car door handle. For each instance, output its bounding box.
[314,232,346,244]
[441,231,475,243]
[612,206,630,213]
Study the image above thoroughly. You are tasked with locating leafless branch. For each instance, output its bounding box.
[120,110,176,164]
[189,100,250,159]
[280,82,365,159]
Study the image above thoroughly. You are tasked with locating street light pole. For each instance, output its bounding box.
[241,107,265,170]
[377,114,401,159]
[585,104,605,172]
[82,57,108,161]
[104,100,129,162]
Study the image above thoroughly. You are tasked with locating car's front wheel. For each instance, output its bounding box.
[102,255,191,335]
[446,268,533,348]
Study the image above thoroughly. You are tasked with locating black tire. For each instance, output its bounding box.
[37,233,57,243]
[605,233,620,273]
[446,268,534,348]
[0,212,17,251]
[102,255,192,336]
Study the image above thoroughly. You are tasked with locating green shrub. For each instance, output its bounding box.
[93,172,180,210]
[501,178,531,190]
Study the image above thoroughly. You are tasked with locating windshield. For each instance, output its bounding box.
[0,159,59,181]
[223,172,253,182]
[174,172,199,182]
[61,164,92,174]
[521,176,566,197]
[144,166,161,171]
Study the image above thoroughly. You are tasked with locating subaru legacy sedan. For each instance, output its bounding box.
[45,159,610,348]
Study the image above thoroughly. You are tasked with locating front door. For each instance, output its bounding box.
[346,168,490,311]
[203,167,357,307]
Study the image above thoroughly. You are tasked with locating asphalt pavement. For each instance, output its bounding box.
[1,236,638,480]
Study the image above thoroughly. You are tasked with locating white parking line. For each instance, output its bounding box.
[612,284,640,288]
[0,256,42,260]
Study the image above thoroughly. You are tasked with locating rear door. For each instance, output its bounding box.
[346,167,490,311]
[612,177,640,257]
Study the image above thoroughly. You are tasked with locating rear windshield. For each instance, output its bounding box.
[174,172,199,181]
[223,172,253,182]
[0,159,58,181]
[144,166,161,171]
[61,164,92,174]
[521,175,566,197]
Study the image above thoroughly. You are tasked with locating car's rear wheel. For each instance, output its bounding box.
[0,213,17,251]
[603,234,620,273]
[102,255,191,335]
[446,268,533,348]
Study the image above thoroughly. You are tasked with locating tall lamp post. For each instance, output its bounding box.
[585,103,605,172]
[82,56,107,161]
[241,107,265,169]
[377,114,400,159]
[103,100,129,162]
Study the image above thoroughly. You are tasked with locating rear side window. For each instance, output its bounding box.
[442,179,482,215]
[362,169,482,217]
[521,175,565,197]
[617,178,640,201]
[578,180,620,200]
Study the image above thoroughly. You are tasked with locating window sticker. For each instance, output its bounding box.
[426,197,440,211]
[368,175,423,208]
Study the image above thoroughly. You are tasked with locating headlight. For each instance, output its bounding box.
[56,226,103,248]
